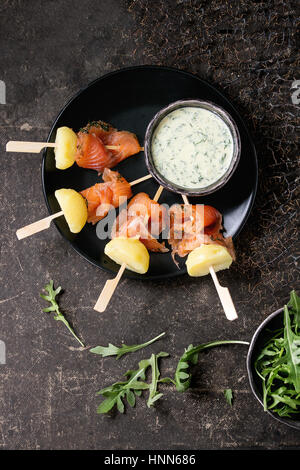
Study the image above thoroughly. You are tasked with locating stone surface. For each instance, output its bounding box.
[0,0,299,450]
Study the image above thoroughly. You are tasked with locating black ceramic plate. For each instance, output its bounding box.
[42,66,257,280]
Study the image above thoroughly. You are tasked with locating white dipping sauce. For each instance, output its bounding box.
[151,106,234,189]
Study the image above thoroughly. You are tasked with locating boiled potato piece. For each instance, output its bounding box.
[54,126,77,169]
[105,238,150,274]
[55,189,88,233]
[186,244,232,277]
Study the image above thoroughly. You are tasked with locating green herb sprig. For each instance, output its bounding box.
[142,352,170,407]
[90,332,165,359]
[174,340,249,392]
[96,352,170,414]
[40,280,84,348]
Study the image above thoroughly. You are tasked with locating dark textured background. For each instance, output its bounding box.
[0,0,299,450]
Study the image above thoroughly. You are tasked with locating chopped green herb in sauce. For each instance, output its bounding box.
[151,107,234,189]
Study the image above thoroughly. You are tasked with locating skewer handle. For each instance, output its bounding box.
[94,262,127,312]
[16,211,64,240]
[6,141,56,153]
[209,266,238,321]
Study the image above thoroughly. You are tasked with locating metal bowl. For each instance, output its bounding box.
[246,307,300,430]
[144,99,241,197]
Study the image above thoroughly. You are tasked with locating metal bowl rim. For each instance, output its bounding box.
[144,99,241,197]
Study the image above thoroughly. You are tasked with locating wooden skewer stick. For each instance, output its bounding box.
[16,174,153,240]
[208,266,238,321]
[181,194,189,205]
[94,184,164,313]
[129,173,152,186]
[6,141,144,153]
[181,194,238,321]
[153,185,164,202]
[107,145,144,151]
[93,262,127,313]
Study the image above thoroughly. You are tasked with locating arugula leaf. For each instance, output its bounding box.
[283,305,300,392]
[40,280,84,348]
[224,389,233,406]
[175,340,249,392]
[288,290,300,331]
[90,332,165,359]
[96,366,149,414]
[96,352,169,414]
[139,352,169,407]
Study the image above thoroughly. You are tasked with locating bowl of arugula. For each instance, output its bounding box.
[247,290,300,430]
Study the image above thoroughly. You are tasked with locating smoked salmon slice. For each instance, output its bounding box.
[80,169,132,225]
[75,132,114,173]
[168,204,235,263]
[105,131,142,163]
[140,236,169,253]
[112,215,169,253]
[100,168,133,209]
[127,192,167,235]
[74,121,142,174]
[81,184,113,224]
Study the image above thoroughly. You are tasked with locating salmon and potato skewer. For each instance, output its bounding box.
[55,122,142,172]
[94,188,168,312]
[167,203,235,277]
[7,119,143,173]
[16,169,135,239]
[103,191,169,275]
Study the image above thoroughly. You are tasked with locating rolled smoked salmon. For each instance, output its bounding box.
[80,168,132,225]
[75,120,142,174]
[75,132,113,173]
